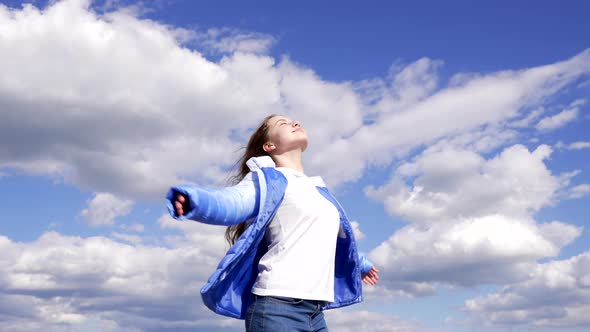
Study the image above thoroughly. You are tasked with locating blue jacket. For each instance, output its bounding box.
[166,156,373,319]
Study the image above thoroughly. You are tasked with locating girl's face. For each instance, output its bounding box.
[264,115,308,154]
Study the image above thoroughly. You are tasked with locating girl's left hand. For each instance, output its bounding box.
[362,266,380,285]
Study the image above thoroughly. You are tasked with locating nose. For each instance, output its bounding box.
[292,121,300,127]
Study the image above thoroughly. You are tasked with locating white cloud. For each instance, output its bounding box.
[350,221,366,240]
[356,57,444,120]
[510,107,545,128]
[366,145,563,223]
[568,184,590,199]
[326,309,443,332]
[0,0,278,199]
[81,192,133,226]
[0,224,236,332]
[535,107,579,131]
[120,222,145,232]
[389,57,444,108]
[110,231,142,244]
[568,141,590,150]
[312,50,590,185]
[158,214,228,257]
[427,126,518,154]
[1,1,589,200]
[465,252,590,328]
[570,98,587,107]
[195,28,276,54]
[368,216,580,293]
[364,144,582,296]
[0,1,588,332]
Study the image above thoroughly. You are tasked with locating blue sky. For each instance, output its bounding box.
[0,1,589,331]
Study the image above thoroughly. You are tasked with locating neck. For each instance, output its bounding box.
[271,150,304,173]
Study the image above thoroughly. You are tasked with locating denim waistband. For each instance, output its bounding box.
[252,294,329,308]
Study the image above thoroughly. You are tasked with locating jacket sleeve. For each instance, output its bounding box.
[165,172,259,226]
[358,252,374,277]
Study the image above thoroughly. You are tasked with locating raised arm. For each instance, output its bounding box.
[165,172,259,226]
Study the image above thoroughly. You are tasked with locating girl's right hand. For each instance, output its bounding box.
[174,193,189,216]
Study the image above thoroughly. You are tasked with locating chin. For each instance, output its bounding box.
[300,140,309,151]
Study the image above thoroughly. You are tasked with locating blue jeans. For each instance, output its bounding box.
[245,294,329,332]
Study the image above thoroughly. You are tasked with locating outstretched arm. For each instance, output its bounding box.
[166,172,259,226]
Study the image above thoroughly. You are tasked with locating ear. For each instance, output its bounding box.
[263,142,275,153]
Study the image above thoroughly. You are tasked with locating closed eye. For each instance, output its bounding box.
[273,118,291,127]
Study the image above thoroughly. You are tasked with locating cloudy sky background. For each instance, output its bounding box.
[1,0,589,331]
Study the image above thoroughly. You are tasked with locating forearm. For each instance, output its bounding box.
[166,173,259,226]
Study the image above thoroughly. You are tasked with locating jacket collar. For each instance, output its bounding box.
[246,156,327,188]
[246,156,276,171]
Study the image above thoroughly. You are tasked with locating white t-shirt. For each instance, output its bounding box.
[251,167,340,302]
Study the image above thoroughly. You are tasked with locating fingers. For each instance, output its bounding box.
[371,269,379,279]
[370,273,378,283]
[174,200,184,216]
[371,274,378,284]
[362,274,378,285]
[362,274,375,285]
[176,194,185,203]
[362,266,380,285]
[174,194,187,216]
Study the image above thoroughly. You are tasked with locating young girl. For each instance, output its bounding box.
[167,114,379,331]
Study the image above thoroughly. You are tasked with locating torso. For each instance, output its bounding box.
[251,167,340,302]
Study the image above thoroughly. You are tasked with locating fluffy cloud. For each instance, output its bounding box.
[0,0,279,199]
[465,252,590,328]
[325,309,444,332]
[365,144,582,295]
[368,217,580,292]
[2,0,590,201]
[366,144,565,223]
[157,214,228,257]
[0,0,365,200]
[0,220,238,332]
[81,192,133,226]
[312,49,590,184]
[1,1,589,330]
[0,219,440,332]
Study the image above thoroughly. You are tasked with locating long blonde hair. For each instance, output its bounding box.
[224,114,276,245]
